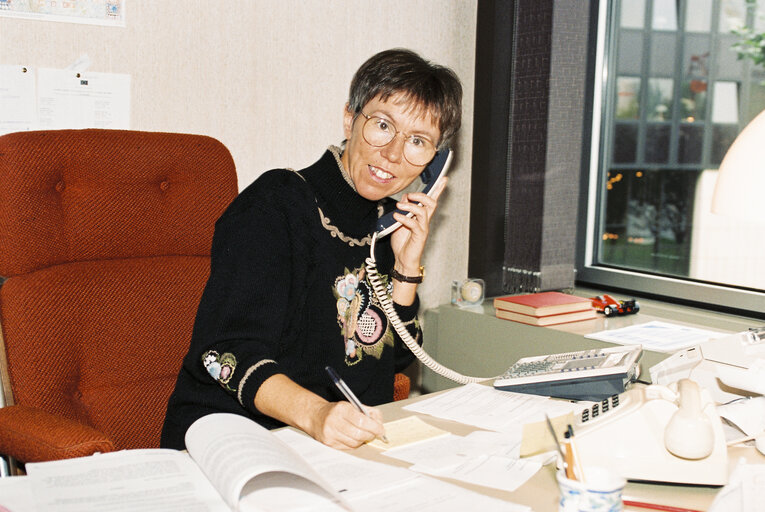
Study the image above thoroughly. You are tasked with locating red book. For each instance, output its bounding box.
[493,291,593,317]
[494,307,597,326]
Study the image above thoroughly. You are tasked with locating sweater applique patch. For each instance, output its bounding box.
[202,350,237,392]
[334,266,394,365]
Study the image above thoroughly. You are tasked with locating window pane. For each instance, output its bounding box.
[652,0,678,30]
[621,0,645,29]
[686,0,712,32]
[589,0,765,299]
[601,169,698,276]
[647,78,674,120]
[618,31,644,75]
[720,0,747,32]
[616,77,641,119]
[613,123,638,163]
[679,123,704,163]
[711,124,738,164]
[645,123,671,162]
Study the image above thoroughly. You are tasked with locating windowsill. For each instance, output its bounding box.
[419,287,761,393]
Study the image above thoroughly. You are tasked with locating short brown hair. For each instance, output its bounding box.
[348,48,462,149]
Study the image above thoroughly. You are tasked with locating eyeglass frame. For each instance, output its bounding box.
[356,111,439,166]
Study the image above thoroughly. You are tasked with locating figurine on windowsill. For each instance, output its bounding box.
[591,294,640,317]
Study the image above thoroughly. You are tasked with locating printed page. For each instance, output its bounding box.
[273,429,531,512]
[25,449,230,512]
[185,413,348,511]
[0,474,36,511]
[403,383,586,432]
[273,429,416,501]
[585,320,729,352]
[0,64,36,135]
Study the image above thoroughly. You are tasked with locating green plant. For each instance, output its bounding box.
[731,0,765,69]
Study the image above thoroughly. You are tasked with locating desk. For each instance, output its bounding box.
[348,390,765,512]
[421,289,759,393]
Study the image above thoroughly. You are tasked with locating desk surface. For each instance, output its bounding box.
[420,288,760,394]
[349,390,765,512]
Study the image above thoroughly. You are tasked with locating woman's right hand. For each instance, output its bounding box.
[254,374,386,450]
[309,401,386,450]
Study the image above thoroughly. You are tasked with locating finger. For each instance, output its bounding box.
[336,404,385,442]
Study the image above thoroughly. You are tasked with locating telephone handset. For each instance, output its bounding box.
[375,149,453,238]
[364,148,490,385]
[572,379,728,485]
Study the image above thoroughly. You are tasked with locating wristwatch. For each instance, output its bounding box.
[390,266,425,284]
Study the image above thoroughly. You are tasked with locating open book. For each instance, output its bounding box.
[16,412,529,512]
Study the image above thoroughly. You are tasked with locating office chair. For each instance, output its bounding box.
[0,129,238,467]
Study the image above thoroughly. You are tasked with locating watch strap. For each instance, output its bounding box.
[390,266,424,284]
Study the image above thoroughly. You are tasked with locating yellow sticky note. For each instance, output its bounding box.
[367,416,450,450]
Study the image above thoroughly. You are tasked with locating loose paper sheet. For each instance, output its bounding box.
[403,383,586,432]
[584,320,729,353]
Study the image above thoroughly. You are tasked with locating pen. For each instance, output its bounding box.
[325,366,389,443]
[565,424,586,482]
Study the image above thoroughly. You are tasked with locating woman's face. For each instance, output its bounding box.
[341,92,441,202]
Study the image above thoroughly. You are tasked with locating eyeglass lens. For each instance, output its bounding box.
[362,116,435,166]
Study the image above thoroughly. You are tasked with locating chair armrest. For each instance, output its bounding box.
[0,404,116,463]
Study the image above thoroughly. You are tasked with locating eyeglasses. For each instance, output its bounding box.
[358,111,437,166]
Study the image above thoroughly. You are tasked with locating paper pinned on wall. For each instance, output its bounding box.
[36,68,131,130]
[0,0,126,27]
[0,64,36,135]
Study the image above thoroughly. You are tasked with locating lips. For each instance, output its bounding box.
[368,164,394,183]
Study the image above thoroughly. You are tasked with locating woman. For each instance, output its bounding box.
[161,48,462,450]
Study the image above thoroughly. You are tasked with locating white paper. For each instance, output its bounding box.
[25,449,230,512]
[274,430,530,512]
[412,453,542,493]
[0,65,36,135]
[0,0,125,26]
[403,383,586,432]
[36,68,130,130]
[383,429,546,493]
[0,475,36,511]
[585,320,729,353]
[708,460,765,512]
[343,475,531,512]
[185,413,347,511]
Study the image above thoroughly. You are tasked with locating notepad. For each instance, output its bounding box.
[368,416,450,450]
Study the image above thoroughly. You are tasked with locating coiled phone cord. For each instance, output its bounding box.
[365,232,491,385]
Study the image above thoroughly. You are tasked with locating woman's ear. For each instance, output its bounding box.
[343,103,354,140]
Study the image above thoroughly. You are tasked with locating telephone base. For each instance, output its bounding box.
[574,385,728,486]
[494,373,628,402]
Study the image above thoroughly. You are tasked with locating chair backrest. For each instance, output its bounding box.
[0,129,238,450]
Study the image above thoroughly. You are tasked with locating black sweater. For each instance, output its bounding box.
[161,148,422,449]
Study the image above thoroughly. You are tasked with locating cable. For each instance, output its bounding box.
[365,232,493,384]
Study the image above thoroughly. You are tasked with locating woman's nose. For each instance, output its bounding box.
[380,133,405,163]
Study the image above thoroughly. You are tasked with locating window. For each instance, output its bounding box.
[578,0,765,315]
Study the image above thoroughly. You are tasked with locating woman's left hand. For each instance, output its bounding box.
[389,177,448,300]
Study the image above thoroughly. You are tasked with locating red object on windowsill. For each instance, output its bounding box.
[590,294,640,317]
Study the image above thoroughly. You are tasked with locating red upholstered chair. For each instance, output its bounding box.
[0,129,238,468]
[393,372,411,401]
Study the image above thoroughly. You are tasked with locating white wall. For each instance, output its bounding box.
[0,0,478,310]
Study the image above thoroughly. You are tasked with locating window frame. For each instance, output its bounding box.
[576,0,765,317]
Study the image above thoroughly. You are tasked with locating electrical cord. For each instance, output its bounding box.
[365,232,493,385]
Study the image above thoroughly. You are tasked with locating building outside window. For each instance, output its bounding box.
[579,0,765,315]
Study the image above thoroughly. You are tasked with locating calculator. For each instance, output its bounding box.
[493,345,642,401]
